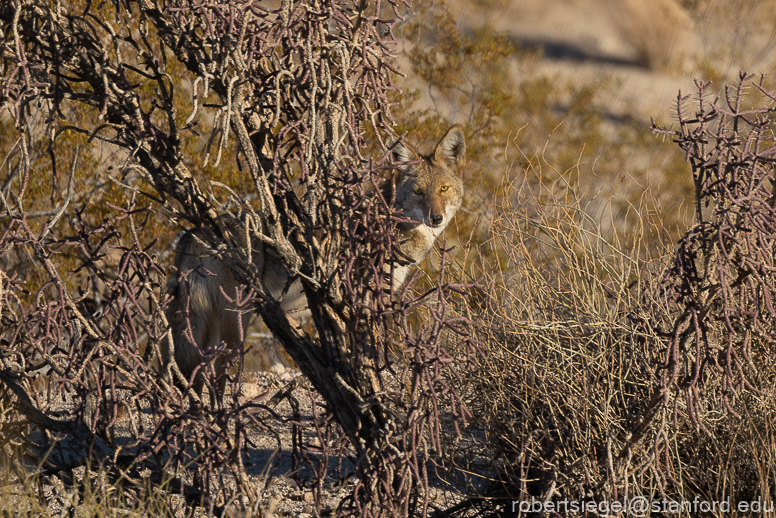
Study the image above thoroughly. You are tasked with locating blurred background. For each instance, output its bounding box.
[392,0,776,259]
[3,2,776,511]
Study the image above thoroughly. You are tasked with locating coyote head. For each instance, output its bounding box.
[391,125,466,236]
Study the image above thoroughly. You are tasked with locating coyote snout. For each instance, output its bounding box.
[164,125,466,395]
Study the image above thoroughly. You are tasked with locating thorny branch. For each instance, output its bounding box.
[651,73,776,416]
[647,72,776,484]
[0,0,479,515]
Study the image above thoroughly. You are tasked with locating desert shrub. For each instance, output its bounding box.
[0,1,479,516]
[3,0,775,513]
[651,74,776,424]
[444,73,776,516]
[443,151,671,515]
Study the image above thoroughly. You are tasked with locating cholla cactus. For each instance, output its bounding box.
[0,1,478,515]
[652,73,776,427]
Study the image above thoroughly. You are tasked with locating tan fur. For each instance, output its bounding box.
[164,126,466,391]
[389,125,466,286]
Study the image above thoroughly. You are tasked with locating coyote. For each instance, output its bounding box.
[164,125,466,393]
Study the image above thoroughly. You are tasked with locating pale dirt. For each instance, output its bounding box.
[28,369,463,517]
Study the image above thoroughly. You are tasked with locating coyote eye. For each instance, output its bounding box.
[413,187,423,195]
[440,185,449,192]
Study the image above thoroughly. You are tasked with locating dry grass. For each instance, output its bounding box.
[0,464,180,518]
[439,137,776,515]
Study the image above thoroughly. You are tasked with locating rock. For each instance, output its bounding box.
[269,363,286,375]
[237,383,262,401]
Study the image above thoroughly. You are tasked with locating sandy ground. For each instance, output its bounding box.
[20,368,465,517]
[190,2,776,513]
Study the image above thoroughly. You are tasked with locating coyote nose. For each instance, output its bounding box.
[430,214,443,227]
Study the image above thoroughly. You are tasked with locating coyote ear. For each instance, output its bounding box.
[393,143,419,165]
[392,142,419,181]
[434,125,466,169]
